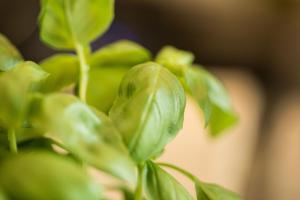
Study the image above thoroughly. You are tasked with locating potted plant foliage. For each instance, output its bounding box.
[0,0,240,199]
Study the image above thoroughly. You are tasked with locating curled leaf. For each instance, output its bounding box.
[109,62,186,163]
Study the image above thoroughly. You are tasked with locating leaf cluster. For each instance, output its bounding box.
[0,0,240,199]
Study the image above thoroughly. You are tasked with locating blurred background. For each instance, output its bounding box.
[1,0,300,199]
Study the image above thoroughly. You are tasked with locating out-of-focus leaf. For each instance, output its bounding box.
[40,54,79,92]
[0,61,48,128]
[87,66,128,113]
[90,40,151,67]
[184,66,237,135]
[145,161,193,200]
[195,180,241,200]
[0,191,7,200]
[158,162,241,200]
[156,46,194,76]
[156,46,237,135]
[30,93,136,183]
[109,62,186,163]
[0,152,101,200]
[39,0,114,49]
[0,33,23,72]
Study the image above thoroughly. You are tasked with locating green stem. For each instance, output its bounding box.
[134,164,145,200]
[157,162,196,181]
[8,128,17,153]
[75,43,90,102]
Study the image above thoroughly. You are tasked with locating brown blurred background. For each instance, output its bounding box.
[1,0,300,199]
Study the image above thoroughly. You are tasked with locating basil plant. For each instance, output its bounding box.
[0,0,240,199]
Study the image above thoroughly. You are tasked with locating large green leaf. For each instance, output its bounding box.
[40,54,79,92]
[145,161,193,200]
[0,152,101,200]
[0,62,48,128]
[87,66,128,113]
[39,0,114,49]
[184,66,237,136]
[109,62,186,163]
[90,40,151,67]
[195,180,241,200]
[30,93,136,183]
[0,33,23,72]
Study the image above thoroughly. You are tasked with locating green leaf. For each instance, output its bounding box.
[39,0,114,49]
[30,93,136,183]
[39,54,79,92]
[0,61,48,128]
[109,62,186,163]
[0,33,23,72]
[90,40,151,67]
[0,152,101,200]
[87,66,128,113]
[156,46,194,76]
[195,181,241,200]
[158,162,241,200]
[184,66,237,136]
[145,161,193,200]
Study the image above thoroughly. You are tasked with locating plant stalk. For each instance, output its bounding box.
[75,43,90,102]
[8,128,17,153]
[134,164,145,200]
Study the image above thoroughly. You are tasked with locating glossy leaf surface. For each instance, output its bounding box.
[0,62,48,128]
[145,161,193,200]
[39,0,114,49]
[184,66,237,135]
[90,40,151,67]
[109,62,186,163]
[0,152,100,200]
[0,33,23,72]
[31,93,136,183]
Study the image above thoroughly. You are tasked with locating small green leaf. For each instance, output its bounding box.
[0,152,101,200]
[158,162,241,200]
[90,40,151,67]
[184,66,237,135]
[87,66,128,113]
[0,61,48,128]
[156,46,194,76]
[40,54,79,92]
[31,93,136,183]
[39,0,114,49]
[0,33,23,72]
[195,180,241,200]
[145,161,193,200]
[109,62,186,163]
